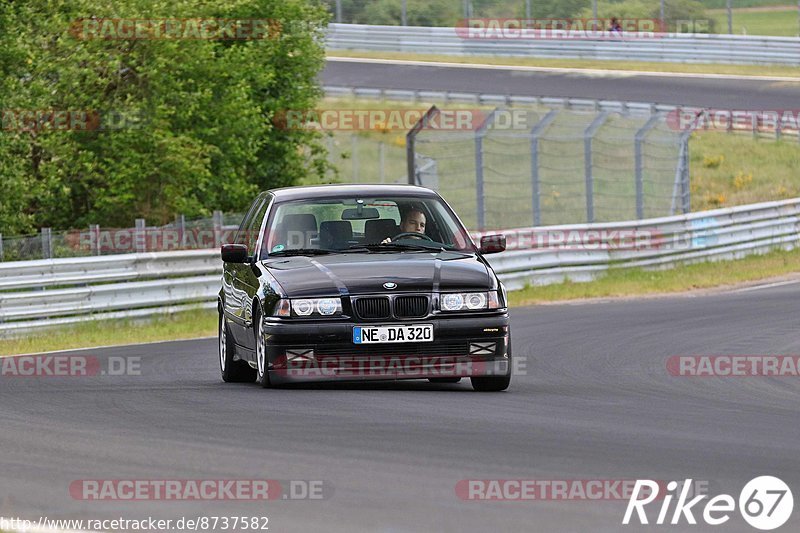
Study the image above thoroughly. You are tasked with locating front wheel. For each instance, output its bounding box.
[254,308,273,388]
[219,313,256,383]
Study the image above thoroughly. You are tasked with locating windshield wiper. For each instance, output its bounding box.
[347,242,445,252]
[269,248,333,257]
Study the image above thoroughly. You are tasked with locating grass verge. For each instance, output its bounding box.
[708,8,799,37]
[508,246,800,306]
[327,51,800,79]
[1,247,799,355]
[0,308,217,357]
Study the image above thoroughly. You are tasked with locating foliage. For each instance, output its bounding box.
[0,0,330,233]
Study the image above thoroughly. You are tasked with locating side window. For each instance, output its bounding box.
[245,197,270,255]
[234,195,266,251]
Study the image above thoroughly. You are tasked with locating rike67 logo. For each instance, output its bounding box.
[624,476,793,530]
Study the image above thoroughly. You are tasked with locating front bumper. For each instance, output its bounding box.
[262,313,510,384]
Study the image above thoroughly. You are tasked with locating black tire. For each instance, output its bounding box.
[254,306,273,388]
[219,313,256,383]
[428,377,461,383]
[470,373,511,392]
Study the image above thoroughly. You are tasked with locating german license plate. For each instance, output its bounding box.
[353,324,434,344]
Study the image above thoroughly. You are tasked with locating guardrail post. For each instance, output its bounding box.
[135,218,146,253]
[0,233,4,262]
[213,211,223,248]
[335,0,342,22]
[530,109,559,226]
[475,109,498,231]
[583,111,609,223]
[634,114,663,219]
[89,224,100,255]
[41,228,52,259]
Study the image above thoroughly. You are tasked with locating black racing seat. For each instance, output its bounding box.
[364,219,399,244]
[319,221,353,250]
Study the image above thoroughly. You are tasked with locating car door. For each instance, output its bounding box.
[229,194,271,353]
[223,194,264,347]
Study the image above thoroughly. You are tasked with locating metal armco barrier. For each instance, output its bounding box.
[326,24,800,66]
[0,198,798,335]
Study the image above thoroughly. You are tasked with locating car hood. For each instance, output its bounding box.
[262,251,491,297]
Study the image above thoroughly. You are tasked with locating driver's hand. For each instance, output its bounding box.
[381,237,392,244]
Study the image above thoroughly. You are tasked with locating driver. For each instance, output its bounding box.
[382,208,426,243]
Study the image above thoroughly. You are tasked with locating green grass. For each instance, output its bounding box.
[328,51,800,79]
[709,8,800,36]
[0,308,217,356]
[690,131,800,210]
[508,246,800,305]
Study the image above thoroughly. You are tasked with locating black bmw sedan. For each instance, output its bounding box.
[218,184,512,391]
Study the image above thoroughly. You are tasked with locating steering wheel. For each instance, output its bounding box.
[391,232,434,242]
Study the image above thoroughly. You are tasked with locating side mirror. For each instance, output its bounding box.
[479,234,506,254]
[221,244,249,263]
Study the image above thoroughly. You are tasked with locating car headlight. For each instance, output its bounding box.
[439,291,501,312]
[273,298,342,317]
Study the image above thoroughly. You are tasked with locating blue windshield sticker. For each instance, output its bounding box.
[271,244,285,252]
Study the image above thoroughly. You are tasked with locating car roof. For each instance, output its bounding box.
[267,184,440,202]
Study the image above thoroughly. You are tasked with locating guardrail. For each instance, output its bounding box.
[326,23,800,66]
[1,198,797,335]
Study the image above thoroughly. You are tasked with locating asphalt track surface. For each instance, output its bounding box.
[2,282,800,532]
[322,58,800,109]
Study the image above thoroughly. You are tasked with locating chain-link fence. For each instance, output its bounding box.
[411,107,689,229]
[0,212,244,262]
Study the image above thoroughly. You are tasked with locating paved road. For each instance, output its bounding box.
[1,282,800,532]
[322,58,800,109]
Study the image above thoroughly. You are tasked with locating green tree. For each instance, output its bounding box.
[0,0,330,232]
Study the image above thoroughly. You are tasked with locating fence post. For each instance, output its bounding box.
[634,114,663,220]
[178,214,186,248]
[406,106,440,185]
[135,218,146,253]
[682,132,692,213]
[379,141,386,183]
[213,210,223,248]
[583,111,609,223]
[90,224,100,255]
[351,134,359,182]
[0,233,3,262]
[530,109,559,226]
[335,0,342,22]
[475,109,499,231]
[41,227,52,259]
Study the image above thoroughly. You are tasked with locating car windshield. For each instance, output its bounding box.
[261,196,474,257]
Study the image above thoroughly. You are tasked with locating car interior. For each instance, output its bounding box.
[261,200,459,255]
